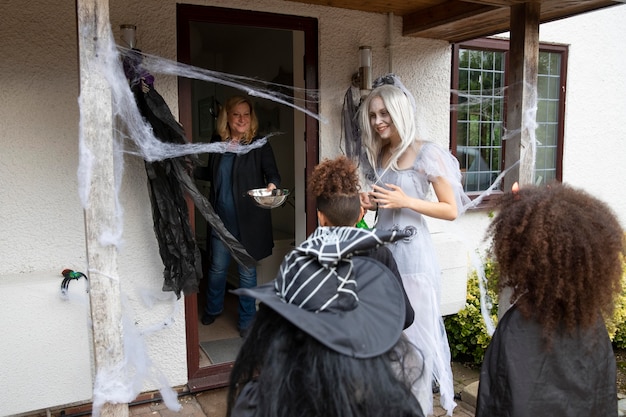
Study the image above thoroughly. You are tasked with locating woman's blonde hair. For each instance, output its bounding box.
[216,95,259,144]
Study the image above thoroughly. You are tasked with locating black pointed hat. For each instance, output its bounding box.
[233,226,408,358]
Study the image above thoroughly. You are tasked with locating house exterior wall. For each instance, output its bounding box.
[0,2,96,414]
[540,8,626,226]
[0,0,623,415]
[454,4,626,256]
[0,0,451,415]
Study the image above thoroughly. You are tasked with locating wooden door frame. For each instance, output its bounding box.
[176,4,319,390]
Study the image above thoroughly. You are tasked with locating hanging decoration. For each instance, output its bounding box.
[122,49,258,298]
[60,268,89,296]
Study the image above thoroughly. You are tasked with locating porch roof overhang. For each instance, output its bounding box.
[284,0,622,42]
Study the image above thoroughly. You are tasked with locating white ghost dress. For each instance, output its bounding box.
[371,141,470,416]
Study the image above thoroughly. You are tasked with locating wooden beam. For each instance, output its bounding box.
[403,1,499,35]
[460,0,527,6]
[76,0,128,416]
[504,2,540,189]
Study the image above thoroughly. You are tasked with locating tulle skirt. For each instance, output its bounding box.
[402,271,456,416]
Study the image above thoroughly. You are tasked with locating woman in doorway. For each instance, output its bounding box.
[359,77,469,415]
[196,95,281,337]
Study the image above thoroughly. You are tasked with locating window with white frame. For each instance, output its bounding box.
[451,38,567,196]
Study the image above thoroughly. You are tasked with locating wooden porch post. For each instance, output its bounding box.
[499,2,540,318]
[76,0,128,416]
[504,1,540,189]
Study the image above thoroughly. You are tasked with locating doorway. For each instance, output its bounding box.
[176,4,319,390]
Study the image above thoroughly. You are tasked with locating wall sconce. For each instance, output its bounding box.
[358,46,372,93]
[120,24,137,49]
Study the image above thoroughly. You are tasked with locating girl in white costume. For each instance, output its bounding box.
[359,79,470,416]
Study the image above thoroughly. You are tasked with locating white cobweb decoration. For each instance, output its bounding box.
[77,21,323,413]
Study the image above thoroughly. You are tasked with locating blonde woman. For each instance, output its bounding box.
[359,79,469,415]
[196,95,280,337]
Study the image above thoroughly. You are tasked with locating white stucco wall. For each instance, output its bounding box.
[0,0,453,415]
[0,2,95,414]
[1,0,624,414]
[540,4,626,227]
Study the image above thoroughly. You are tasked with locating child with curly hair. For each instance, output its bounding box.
[308,155,366,228]
[308,155,414,330]
[476,183,625,417]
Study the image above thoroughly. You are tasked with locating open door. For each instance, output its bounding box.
[176,4,319,391]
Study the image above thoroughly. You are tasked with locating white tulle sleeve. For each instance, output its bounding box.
[416,141,471,215]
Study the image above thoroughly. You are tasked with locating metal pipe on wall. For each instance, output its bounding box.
[387,12,394,74]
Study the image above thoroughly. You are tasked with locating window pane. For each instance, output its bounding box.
[548,76,560,99]
[458,103,468,120]
[494,71,502,90]
[549,52,561,76]
[535,146,546,169]
[543,169,556,184]
[536,100,548,123]
[469,70,482,89]
[458,122,468,147]
[544,146,556,167]
[547,101,558,121]
[454,44,565,194]
[535,124,546,146]
[456,47,505,192]
[535,51,562,184]
[459,69,469,90]
[537,76,549,99]
[482,51,494,70]
[490,146,501,173]
[494,52,503,71]
[459,50,469,67]
[469,50,482,69]
[538,53,550,74]
[544,123,557,146]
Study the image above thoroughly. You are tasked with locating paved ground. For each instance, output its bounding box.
[27,359,626,416]
[126,362,480,417]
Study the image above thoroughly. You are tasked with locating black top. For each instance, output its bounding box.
[196,136,281,261]
[476,305,617,417]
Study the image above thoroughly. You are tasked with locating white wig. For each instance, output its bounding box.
[359,84,418,172]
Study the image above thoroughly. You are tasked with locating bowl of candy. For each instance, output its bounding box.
[247,188,290,209]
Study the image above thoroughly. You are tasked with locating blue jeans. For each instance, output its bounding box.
[205,233,257,330]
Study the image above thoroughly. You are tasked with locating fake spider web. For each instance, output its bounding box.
[77,22,323,415]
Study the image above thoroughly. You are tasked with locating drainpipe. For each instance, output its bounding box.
[387,12,394,73]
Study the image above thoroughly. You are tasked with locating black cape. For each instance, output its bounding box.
[476,305,617,417]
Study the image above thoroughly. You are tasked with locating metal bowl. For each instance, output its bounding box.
[247,188,290,209]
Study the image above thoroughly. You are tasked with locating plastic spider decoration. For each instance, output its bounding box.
[60,269,88,296]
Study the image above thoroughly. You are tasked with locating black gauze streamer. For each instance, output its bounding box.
[342,86,360,160]
[124,51,255,298]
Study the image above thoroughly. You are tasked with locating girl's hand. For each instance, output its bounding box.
[370,183,408,209]
[267,183,277,191]
[360,192,377,211]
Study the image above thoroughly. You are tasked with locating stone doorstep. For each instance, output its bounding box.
[459,380,479,413]
[20,387,192,417]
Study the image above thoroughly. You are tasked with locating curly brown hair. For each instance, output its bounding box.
[308,156,362,226]
[487,183,625,340]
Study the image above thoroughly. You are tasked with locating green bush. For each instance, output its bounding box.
[446,251,626,365]
[444,258,499,367]
[607,259,626,348]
